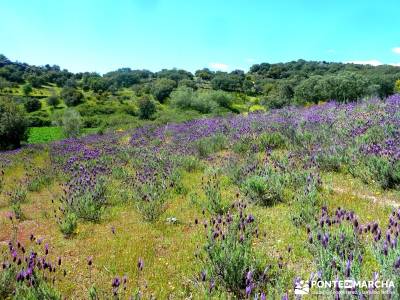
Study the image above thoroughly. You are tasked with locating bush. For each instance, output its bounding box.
[61,87,84,106]
[24,97,41,112]
[202,173,229,215]
[62,109,82,138]
[242,173,285,206]
[180,155,204,172]
[22,83,32,96]
[195,134,227,158]
[26,167,53,192]
[233,136,254,155]
[8,188,27,220]
[372,211,400,296]
[308,208,364,288]
[291,174,321,226]
[0,238,62,299]
[0,96,28,150]
[28,111,51,127]
[82,116,103,128]
[151,78,176,102]
[133,176,169,222]
[47,92,60,107]
[365,156,400,189]
[258,132,287,150]
[138,97,156,119]
[62,175,107,222]
[171,88,231,113]
[198,201,272,298]
[170,86,194,110]
[58,212,78,237]
[205,90,233,108]
[191,92,219,113]
[315,151,344,172]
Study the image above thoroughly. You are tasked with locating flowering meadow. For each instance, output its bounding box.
[1,95,400,299]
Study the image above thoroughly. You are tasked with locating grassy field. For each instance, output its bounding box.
[27,127,64,143]
[1,96,400,299]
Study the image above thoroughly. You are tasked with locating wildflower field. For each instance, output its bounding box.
[1,95,400,299]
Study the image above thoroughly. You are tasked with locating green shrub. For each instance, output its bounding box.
[8,188,27,205]
[233,136,254,154]
[26,167,53,192]
[191,92,218,113]
[58,212,78,237]
[242,173,285,206]
[199,202,273,298]
[11,201,23,220]
[365,156,400,189]
[136,196,167,222]
[180,155,204,172]
[134,181,169,222]
[348,154,400,189]
[8,188,27,220]
[315,152,344,172]
[14,281,61,300]
[47,92,60,107]
[121,104,137,116]
[62,109,82,138]
[195,134,227,158]
[0,264,16,298]
[0,96,28,150]
[308,208,364,286]
[61,87,84,106]
[204,90,233,109]
[22,83,32,96]
[75,178,107,222]
[170,86,194,110]
[77,103,116,116]
[202,173,229,215]
[0,263,61,300]
[138,97,157,120]
[151,78,176,102]
[82,116,103,128]
[291,175,321,226]
[112,166,129,180]
[258,132,287,150]
[24,97,41,112]
[171,88,232,113]
[170,168,187,195]
[28,111,51,127]
[62,176,108,223]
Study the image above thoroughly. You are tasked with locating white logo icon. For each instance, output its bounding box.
[295,280,310,295]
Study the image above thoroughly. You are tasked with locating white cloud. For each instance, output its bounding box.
[346,60,382,66]
[391,63,400,67]
[327,49,336,54]
[392,47,400,54]
[209,62,229,71]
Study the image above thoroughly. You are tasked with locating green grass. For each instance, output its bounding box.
[1,139,400,298]
[27,127,64,143]
[27,127,103,144]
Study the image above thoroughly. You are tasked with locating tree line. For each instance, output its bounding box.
[1,55,400,108]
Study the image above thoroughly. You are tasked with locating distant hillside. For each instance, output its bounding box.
[1,55,400,105]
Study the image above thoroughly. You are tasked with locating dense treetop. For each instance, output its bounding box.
[1,55,399,108]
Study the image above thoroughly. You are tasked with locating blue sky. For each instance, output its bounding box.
[1,0,400,73]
